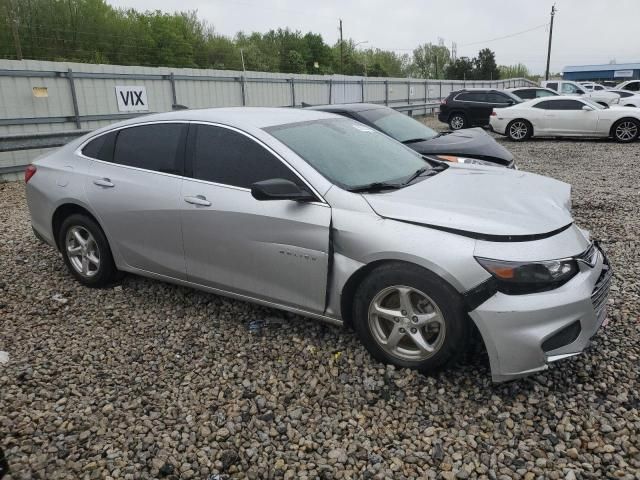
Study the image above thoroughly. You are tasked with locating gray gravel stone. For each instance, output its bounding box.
[1,123,639,478]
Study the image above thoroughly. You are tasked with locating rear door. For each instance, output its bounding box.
[180,123,331,313]
[85,122,187,279]
[456,92,490,125]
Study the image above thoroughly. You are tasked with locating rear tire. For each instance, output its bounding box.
[58,214,118,287]
[352,263,470,375]
[612,118,639,143]
[448,113,467,130]
[506,119,532,141]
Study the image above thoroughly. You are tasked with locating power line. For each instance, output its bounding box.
[458,23,549,48]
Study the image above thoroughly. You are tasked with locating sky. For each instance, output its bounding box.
[107,0,640,74]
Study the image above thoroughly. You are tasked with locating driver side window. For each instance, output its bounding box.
[191,125,302,189]
[561,83,579,94]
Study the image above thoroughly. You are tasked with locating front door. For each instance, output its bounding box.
[180,124,331,313]
[85,123,188,279]
[544,99,598,135]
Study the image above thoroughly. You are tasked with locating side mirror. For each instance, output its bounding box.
[582,105,594,111]
[251,178,315,202]
[506,100,515,106]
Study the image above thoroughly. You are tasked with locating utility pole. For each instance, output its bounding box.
[545,4,556,81]
[339,19,343,75]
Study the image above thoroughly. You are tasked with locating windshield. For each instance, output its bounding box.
[357,107,438,143]
[266,118,429,190]
[581,98,606,109]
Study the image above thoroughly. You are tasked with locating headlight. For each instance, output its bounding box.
[434,155,499,168]
[475,257,579,294]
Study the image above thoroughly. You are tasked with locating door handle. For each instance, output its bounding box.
[93,178,114,188]
[184,195,212,207]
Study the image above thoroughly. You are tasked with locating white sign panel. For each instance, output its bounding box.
[614,70,634,78]
[115,85,149,112]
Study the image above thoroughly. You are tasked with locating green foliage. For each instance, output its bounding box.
[445,57,475,80]
[409,43,450,79]
[474,48,500,80]
[499,63,532,79]
[0,0,511,81]
[445,49,501,80]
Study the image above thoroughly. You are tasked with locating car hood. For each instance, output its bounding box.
[407,128,514,165]
[363,166,573,239]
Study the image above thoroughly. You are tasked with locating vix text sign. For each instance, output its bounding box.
[115,86,149,112]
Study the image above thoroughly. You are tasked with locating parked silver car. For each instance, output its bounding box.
[25,108,611,382]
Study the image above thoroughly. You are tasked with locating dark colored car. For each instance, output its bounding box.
[438,89,522,130]
[307,103,515,168]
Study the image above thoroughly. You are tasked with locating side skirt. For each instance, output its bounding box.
[120,265,345,328]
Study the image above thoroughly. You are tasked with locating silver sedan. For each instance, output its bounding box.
[25,108,611,382]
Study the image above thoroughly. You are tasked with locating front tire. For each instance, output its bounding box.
[352,263,470,374]
[448,113,467,130]
[612,118,639,143]
[506,119,532,141]
[58,214,118,287]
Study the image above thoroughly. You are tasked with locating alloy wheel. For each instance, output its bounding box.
[65,226,101,278]
[450,116,464,130]
[509,121,528,140]
[615,121,638,141]
[368,285,446,361]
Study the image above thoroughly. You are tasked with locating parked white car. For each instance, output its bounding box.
[579,82,608,92]
[616,80,640,92]
[541,80,620,106]
[490,96,640,142]
[607,89,640,108]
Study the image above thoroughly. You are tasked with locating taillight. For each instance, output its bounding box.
[490,110,497,116]
[440,98,447,104]
[25,165,37,183]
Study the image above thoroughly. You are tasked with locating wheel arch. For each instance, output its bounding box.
[609,116,640,137]
[339,259,464,328]
[447,110,467,122]
[51,202,103,251]
[507,118,534,138]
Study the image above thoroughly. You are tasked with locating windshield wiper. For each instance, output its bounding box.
[400,167,431,186]
[402,137,429,144]
[346,182,403,193]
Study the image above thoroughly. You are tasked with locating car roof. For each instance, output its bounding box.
[452,88,501,93]
[506,87,553,91]
[306,103,385,113]
[96,107,338,131]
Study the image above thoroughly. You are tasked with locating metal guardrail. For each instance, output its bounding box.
[0,101,444,175]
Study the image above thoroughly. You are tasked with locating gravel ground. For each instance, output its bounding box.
[1,127,639,479]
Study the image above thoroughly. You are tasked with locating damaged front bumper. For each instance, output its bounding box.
[469,244,612,382]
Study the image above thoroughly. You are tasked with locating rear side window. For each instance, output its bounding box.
[533,100,552,109]
[113,124,186,175]
[536,89,557,98]
[514,89,535,99]
[546,100,584,110]
[82,131,117,161]
[546,82,558,91]
[486,92,510,103]
[456,92,487,102]
[192,125,301,189]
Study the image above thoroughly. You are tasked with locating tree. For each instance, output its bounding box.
[445,57,475,80]
[410,43,450,79]
[474,48,500,80]
[499,63,530,79]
